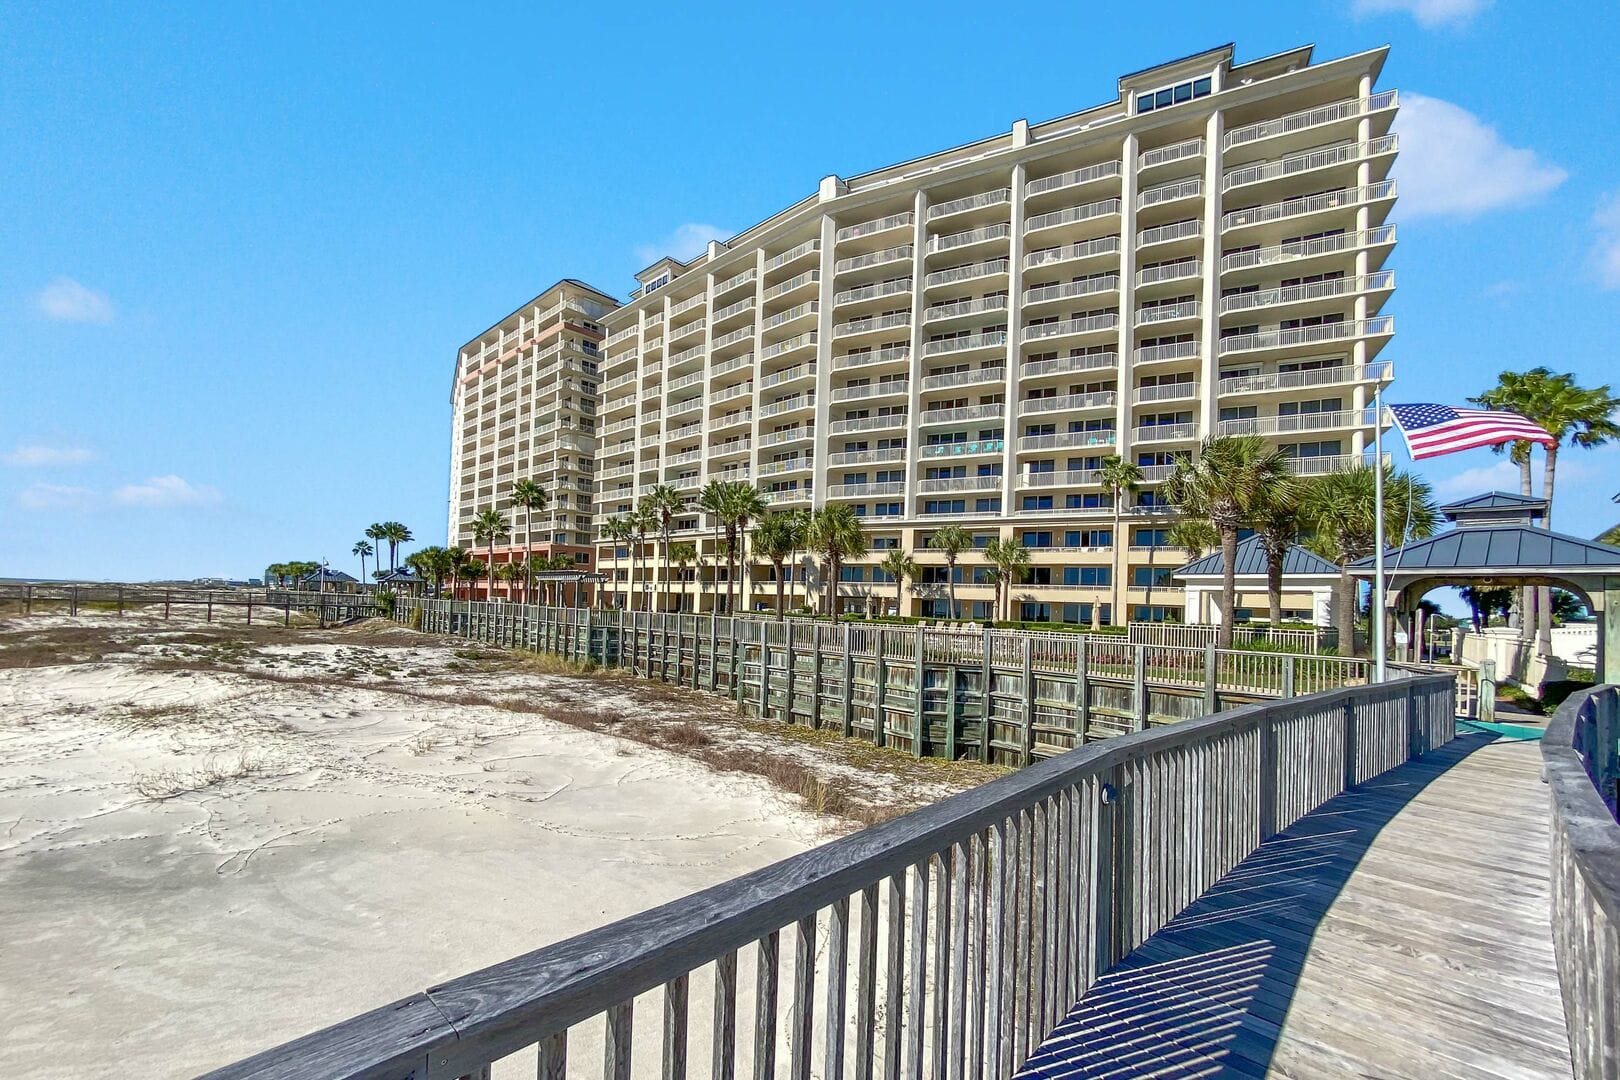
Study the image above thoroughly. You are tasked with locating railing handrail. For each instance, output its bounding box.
[202,670,1448,1079]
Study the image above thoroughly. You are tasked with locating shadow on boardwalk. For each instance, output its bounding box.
[1018,732,1566,1079]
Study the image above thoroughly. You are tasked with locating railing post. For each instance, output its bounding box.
[1405,680,1422,761]
[874,634,888,748]
[1281,655,1296,699]
[981,628,994,763]
[1093,764,1130,970]
[1202,643,1217,714]
[1132,645,1148,731]
[1258,710,1278,841]
[708,614,719,691]
[841,628,854,738]
[1075,645,1090,744]
[914,628,927,758]
[1022,636,1036,766]
[785,628,797,726]
[1478,659,1497,724]
[1342,695,1360,792]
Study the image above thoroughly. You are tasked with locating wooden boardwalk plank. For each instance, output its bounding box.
[1019,734,1573,1079]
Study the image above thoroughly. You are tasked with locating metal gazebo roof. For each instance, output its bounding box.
[1174,535,1341,580]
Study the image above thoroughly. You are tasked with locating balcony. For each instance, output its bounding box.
[711,353,754,379]
[1137,219,1201,248]
[1136,259,1201,288]
[709,438,751,458]
[923,295,1009,325]
[759,426,812,447]
[835,311,911,338]
[1024,198,1122,234]
[1015,430,1116,452]
[926,223,1011,255]
[1221,136,1398,193]
[668,397,704,419]
[836,211,915,244]
[712,297,754,323]
[1021,351,1118,380]
[761,301,818,334]
[670,342,706,368]
[1220,226,1396,274]
[825,481,905,499]
[831,380,908,403]
[833,345,911,371]
[924,258,1009,289]
[664,448,703,469]
[764,238,820,273]
[1024,160,1122,200]
[757,457,812,477]
[604,326,638,349]
[759,366,816,395]
[710,323,755,351]
[1217,316,1393,357]
[1135,340,1200,366]
[827,447,907,467]
[1017,391,1117,417]
[670,318,706,342]
[1019,469,1103,489]
[828,413,908,434]
[1286,452,1388,476]
[1024,235,1121,271]
[762,270,820,303]
[1023,274,1119,306]
[1218,271,1395,316]
[834,278,911,307]
[924,330,1008,357]
[1222,182,1396,233]
[1139,138,1203,171]
[1224,90,1399,151]
[1021,313,1117,344]
[1217,360,1392,396]
[835,245,913,276]
[668,370,705,394]
[921,365,1005,391]
[760,331,818,361]
[1135,300,1201,327]
[916,475,1003,494]
[715,268,757,296]
[710,409,754,432]
[1133,381,1198,404]
[1132,422,1197,443]
[919,403,1004,426]
[1216,409,1373,437]
[918,438,1003,459]
[670,293,705,318]
[1138,178,1203,210]
[927,188,1011,221]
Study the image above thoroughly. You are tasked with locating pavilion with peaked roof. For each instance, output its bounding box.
[1172,534,1343,627]
[1349,491,1620,681]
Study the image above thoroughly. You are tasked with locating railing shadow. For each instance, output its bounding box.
[1018,731,1497,1079]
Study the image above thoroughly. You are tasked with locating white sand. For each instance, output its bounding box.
[0,618,846,1078]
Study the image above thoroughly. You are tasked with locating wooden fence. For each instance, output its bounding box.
[1543,684,1620,1080]
[0,583,380,625]
[399,598,1369,767]
[201,672,1455,1080]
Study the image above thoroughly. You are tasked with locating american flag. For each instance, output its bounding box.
[1387,403,1556,460]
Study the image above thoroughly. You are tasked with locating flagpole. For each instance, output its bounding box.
[1373,383,1387,683]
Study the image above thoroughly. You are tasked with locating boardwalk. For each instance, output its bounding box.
[1022,733,1572,1080]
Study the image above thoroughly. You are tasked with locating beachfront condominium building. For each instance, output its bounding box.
[594,42,1396,623]
[450,279,619,596]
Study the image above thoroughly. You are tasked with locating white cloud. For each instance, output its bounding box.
[634,223,730,267]
[1592,192,1620,289]
[17,483,96,511]
[1,443,95,467]
[33,277,115,323]
[1393,93,1566,218]
[1353,0,1490,27]
[1430,460,1524,500]
[112,474,221,508]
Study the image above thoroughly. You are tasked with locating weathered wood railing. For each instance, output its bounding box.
[396,598,1370,766]
[1543,684,1620,1080]
[200,673,1455,1080]
[0,583,379,624]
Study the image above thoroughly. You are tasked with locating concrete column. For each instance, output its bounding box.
[812,212,838,513]
[1352,73,1374,458]
[1113,133,1140,614]
[1198,108,1225,437]
[902,188,930,520]
[1002,162,1027,519]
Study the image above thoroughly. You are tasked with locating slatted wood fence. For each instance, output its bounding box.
[0,583,381,625]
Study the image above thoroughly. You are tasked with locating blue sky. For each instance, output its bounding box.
[2,0,1618,583]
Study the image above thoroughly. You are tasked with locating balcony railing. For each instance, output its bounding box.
[759,426,811,447]
[1221,135,1398,192]
[916,474,1003,493]
[715,267,757,294]
[928,188,1011,220]
[830,380,908,403]
[711,353,753,378]
[923,330,1009,357]
[1021,313,1117,343]
[1216,409,1373,437]
[1134,381,1198,403]
[1220,226,1396,274]
[1023,274,1119,305]
[836,211,914,243]
[835,245,913,275]
[825,481,905,498]
[1138,178,1203,209]
[927,223,1011,254]
[1135,300,1201,326]
[760,331,818,360]
[828,413,908,434]
[670,317,706,341]
[1019,469,1104,489]
[924,258,1010,288]
[1224,90,1399,150]
[762,270,820,302]
[762,301,818,332]
[1221,182,1395,232]
[1136,258,1201,287]
[1022,351,1118,379]
[1133,422,1197,443]
[1135,340,1200,364]
[1016,429,1117,452]
[835,311,912,337]
[921,365,1006,391]
[757,457,812,477]
[1018,391,1117,416]
[919,403,1004,425]
[712,297,754,322]
[923,295,1009,323]
[827,447,906,467]
[1139,137,1204,170]
[1024,234,1121,270]
[1217,360,1392,395]
[710,381,754,404]
[669,343,704,367]
[710,323,755,350]
[1024,197,1122,234]
[834,278,912,307]
[759,363,816,390]
[1218,316,1393,356]
[833,346,911,371]
[759,394,815,420]
[918,438,1003,458]
[764,238,820,271]
[670,293,705,318]
[1286,452,1388,475]
[1024,159,1122,198]
[1219,271,1394,315]
[1137,218,1201,247]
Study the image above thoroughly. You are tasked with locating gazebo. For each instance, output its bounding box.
[1172,534,1343,628]
[1349,491,1620,682]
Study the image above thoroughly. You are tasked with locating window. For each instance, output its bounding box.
[874,502,902,517]
[1134,527,1172,546]
[1022,495,1054,511]
[1066,529,1112,547]
[1062,566,1111,586]
[1066,493,1108,509]
[1131,566,1174,587]
[872,536,900,550]
[924,499,966,514]
[1133,605,1183,623]
[1135,76,1213,114]
[974,497,1002,513]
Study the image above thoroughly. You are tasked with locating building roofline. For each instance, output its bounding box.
[1116,41,1235,84]
[458,277,622,351]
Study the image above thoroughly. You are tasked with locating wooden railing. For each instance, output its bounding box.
[1543,684,1620,1080]
[201,672,1454,1080]
[0,583,380,624]
[397,599,1370,766]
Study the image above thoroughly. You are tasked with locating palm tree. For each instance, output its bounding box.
[697,480,729,613]
[628,504,656,611]
[807,503,869,618]
[445,546,471,599]
[670,541,698,613]
[1098,456,1142,627]
[752,514,800,620]
[1165,436,1294,648]
[1250,480,1305,632]
[366,523,388,573]
[470,508,510,600]
[1165,518,1219,562]
[1300,464,1439,656]
[927,525,973,621]
[600,517,633,610]
[380,522,412,574]
[352,540,374,586]
[723,483,769,615]
[508,478,549,603]
[985,537,1032,622]
[641,484,685,613]
[463,558,488,600]
[878,549,919,619]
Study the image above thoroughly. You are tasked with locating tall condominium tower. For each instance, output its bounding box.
[449,279,619,594]
[592,42,1396,623]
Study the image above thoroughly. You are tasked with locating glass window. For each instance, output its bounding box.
[1194,77,1212,97]
[1155,89,1173,109]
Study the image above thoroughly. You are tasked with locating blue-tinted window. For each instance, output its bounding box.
[1022,495,1054,511]
[1136,76,1214,114]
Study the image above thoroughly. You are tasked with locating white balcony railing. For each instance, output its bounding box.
[758,394,814,419]
[924,295,1009,324]
[927,188,1011,220]
[920,403,1005,425]
[1015,430,1117,452]
[1024,198,1122,234]
[828,413,909,434]
[1220,225,1396,274]
[1139,138,1204,171]
[711,323,755,350]
[1217,360,1392,396]
[834,278,912,307]
[1024,159,1122,199]
[1024,235,1121,271]
[1132,422,1197,443]
[762,301,818,332]
[762,270,820,302]
[759,426,811,447]
[1218,316,1393,356]
[927,223,1011,254]
[760,331,818,360]
[670,317,706,341]
[759,363,816,390]
[1221,135,1398,192]
[1135,300,1201,326]
[1022,274,1119,305]
[916,475,1003,493]
[1133,381,1198,404]
[1137,218,1201,247]
[923,330,1009,357]
[836,211,915,243]
[833,345,911,371]
[1218,271,1394,315]
[670,293,705,318]
[830,380,909,403]
[712,297,754,322]
[1224,90,1399,150]
[835,311,912,338]
[1136,259,1201,287]
[1221,182,1396,232]
[711,353,753,378]
[1217,409,1373,437]
[1135,340,1200,365]
[827,447,907,467]
[715,268,757,294]
[835,245,913,275]
[1021,313,1117,343]
[1017,391,1117,416]
[1138,178,1203,209]
[1021,351,1118,379]
[921,365,1006,391]
[924,258,1010,288]
[765,238,821,272]
[825,481,906,499]
[918,438,1004,459]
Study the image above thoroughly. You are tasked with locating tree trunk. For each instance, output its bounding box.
[1336,570,1357,657]
[1267,551,1283,632]
[525,509,535,604]
[1110,502,1123,626]
[1218,527,1238,649]
[829,556,841,618]
[662,529,672,615]
[775,564,785,621]
[947,559,958,621]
